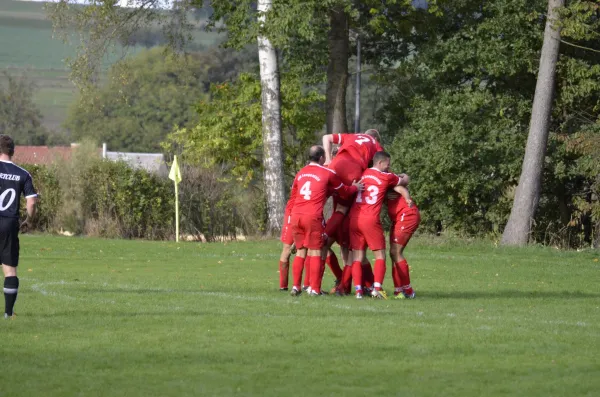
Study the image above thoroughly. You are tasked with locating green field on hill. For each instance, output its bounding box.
[2,234,599,396]
[0,0,222,131]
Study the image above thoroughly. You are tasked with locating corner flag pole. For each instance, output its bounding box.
[169,155,182,242]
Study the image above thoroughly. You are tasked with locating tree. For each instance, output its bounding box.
[257,0,285,234]
[0,72,49,145]
[164,72,324,184]
[502,0,565,246]
[327,4,349,133]
[64,47,212,152]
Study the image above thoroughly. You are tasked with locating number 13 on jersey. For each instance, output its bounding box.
[356,185,378,204]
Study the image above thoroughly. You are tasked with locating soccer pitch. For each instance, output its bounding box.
[1,235,599,396]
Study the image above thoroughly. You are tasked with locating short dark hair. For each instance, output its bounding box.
[372,151,390,164]
[308,145,325,162]
[0,135,15,157]
[365,129,381,142]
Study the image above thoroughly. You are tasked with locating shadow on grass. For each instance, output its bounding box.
[419,290,600,299]
[53,286,600,300]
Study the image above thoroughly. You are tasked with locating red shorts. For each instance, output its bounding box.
[390,208,421,247]
[349,216,385,251]
[330,155,363,207]
[291,214,325,250]
[280,212,293,245]
[329,215,350,247]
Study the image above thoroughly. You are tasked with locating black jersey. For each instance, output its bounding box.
[0,160,37,219]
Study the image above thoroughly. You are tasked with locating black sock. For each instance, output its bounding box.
[4,276,18,316]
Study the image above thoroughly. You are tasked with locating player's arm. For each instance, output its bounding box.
[284,183,297,222]
[322,134,335,165]
[322,133,344,165]
[393,185,413,207]
[21,174,38,230]
[330,174,363,200]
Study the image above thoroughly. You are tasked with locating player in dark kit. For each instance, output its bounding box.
[0,135,37,319]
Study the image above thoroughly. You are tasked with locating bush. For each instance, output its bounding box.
[19,149,264,241]
[20,164,61,231]
[178,165,265,241]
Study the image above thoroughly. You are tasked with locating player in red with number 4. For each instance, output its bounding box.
[289,146,363,296]
[348,151,410,299]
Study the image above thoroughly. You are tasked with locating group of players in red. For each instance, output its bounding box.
[277,129,421,299]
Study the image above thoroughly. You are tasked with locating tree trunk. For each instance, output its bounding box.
[501,0,564,246]
[326,5,349,134]
[257,0,285,235]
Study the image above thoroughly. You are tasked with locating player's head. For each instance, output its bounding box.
[0,135,15,158]
[308,145,325,164]
[365,129,381,142]
[372,151,391,172]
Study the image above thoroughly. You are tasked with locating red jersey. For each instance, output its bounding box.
[290,163,357,217]
[332,133,384,170]
[284,186,297,216]
[387,195,418,219]
[349,168,400,219]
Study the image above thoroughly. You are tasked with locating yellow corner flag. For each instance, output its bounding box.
[169,155,182,242]
[169,155,182,184]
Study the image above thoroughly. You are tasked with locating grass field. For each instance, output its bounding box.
[1,235,599,396]
[0,0,222,131]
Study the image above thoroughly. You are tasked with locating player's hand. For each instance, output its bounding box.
[19,218,31,233]
[352,179,364,191]
[324,159,331,166]
[398,173,410,186]
[407,199,414,208]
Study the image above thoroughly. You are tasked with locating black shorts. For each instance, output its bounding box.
[0,217,19,267]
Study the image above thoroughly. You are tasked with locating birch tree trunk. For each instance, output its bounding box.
[501,0,564,246]
[326,5,349,134]
[257,0,285,235]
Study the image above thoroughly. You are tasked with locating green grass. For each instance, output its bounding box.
[1,234,599,396]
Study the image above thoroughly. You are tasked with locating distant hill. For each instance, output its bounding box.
[0,0,221,133]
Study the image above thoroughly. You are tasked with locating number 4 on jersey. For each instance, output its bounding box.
[300,181,312,200]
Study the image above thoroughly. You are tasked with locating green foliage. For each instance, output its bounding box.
[164,72,325,183]
[20,164,61,231]
[0,72,50,145]
[65,47,211,152]
[20,144,260,240]
[389,88,529,234]
[37,141,175,239]
[380,0,600,246]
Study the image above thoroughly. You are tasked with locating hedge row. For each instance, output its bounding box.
[20,155,259,241]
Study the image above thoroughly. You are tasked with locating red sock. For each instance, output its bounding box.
[303,259,311,288]
[292,256,305,289]
[351,261,363,293]
[362,262,374,289]
[324,211,345,237]
[373,259,386,290]
[326,252,343,280]
[279,261,289,289]
[309,256,324,294]
[396,260,411,289]
[392,262,401,289]
[340,265,352,293]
